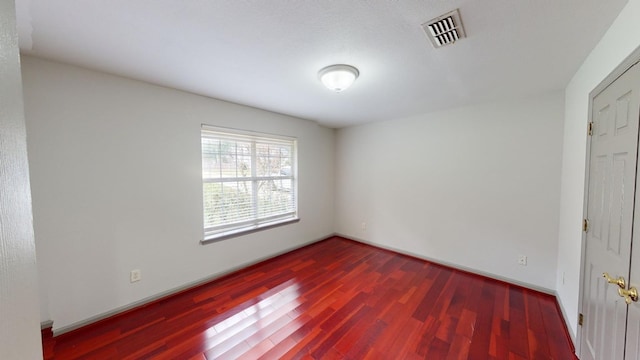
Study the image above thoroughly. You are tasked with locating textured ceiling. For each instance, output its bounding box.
[16,0,628,128]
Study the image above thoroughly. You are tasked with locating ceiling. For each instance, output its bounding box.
[16,0,628,128]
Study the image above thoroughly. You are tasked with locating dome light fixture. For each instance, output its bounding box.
[318,64,359,92]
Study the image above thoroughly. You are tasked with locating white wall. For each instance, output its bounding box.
[22,56,335,332]
[335,92,564,291]
[557,0,640,339]
[0,1,43,359]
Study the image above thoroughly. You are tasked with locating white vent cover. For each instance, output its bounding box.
[422,9,466,48]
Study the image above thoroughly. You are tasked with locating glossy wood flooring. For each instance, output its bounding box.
[42,236,576,359]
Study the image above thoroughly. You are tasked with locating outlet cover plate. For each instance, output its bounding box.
[518,256,527,266]
[130,269,142,283]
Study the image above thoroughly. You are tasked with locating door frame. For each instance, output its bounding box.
[577,45,640,357]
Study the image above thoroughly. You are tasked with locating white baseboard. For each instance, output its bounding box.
[554,290,578,348]
[49,232,572,343]
[334,233,555,295]
[51,234,333,336]
[40,320,53,330]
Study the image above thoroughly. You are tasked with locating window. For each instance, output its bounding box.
[201,125,298,241]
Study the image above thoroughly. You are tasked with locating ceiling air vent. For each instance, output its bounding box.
[421,9,466,48]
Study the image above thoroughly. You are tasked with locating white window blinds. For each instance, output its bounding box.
[201,126,297,240]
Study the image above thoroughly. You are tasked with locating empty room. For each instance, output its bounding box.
[3,0,640,359]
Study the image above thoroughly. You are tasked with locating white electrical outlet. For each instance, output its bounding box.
[130,269,142,283]
[518,255,527,266]
[361,222,367,231]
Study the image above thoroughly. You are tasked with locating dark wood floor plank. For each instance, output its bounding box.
[42,236,577,359]
[345,317,387,359]
[524,291,553,359]
[386,317,424,358]
[258,337,297,360]
[412,266,454,322]
[467,279,497,359]
[508,287,531,358]
[279,327,325,360]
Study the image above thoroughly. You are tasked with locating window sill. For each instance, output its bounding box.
[200,218,300,245]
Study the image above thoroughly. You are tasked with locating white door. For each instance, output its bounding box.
[581,62,640,360]
[626,93,640,360]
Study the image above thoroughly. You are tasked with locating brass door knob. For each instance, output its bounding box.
[618,287,639,304]
[603,272,626,289]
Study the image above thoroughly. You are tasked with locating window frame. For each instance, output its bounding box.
[200,125,299,243]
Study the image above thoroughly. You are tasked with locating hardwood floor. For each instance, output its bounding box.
[42,236,576,359]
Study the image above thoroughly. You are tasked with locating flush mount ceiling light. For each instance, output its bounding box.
[318,64,359,92]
